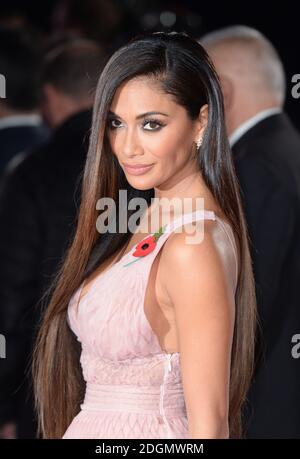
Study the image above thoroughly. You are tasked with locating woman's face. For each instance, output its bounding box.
[106,76,208,191]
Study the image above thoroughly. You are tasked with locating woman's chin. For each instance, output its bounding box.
[126,176,156,191]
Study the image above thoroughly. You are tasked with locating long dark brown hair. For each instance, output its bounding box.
[33,30,257,439]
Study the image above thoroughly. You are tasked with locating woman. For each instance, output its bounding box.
[33,31,257,439]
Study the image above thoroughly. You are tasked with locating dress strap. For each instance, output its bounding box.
[151,209,238,290]
[165,209,216,232]
[122,209,238,292]
[155,209,216,246]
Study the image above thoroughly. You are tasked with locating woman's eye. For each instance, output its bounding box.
[108,118,164,131]
[143,120,163,131]
[108,119,122,129]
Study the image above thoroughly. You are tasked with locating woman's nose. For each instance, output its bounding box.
[122,127,142,157]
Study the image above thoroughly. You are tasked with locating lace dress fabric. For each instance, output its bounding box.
[62,210,238,439]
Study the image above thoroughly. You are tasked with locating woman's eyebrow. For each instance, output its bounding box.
[108,111,170,120]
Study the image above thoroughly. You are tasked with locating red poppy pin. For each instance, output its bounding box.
[123,224,167,267]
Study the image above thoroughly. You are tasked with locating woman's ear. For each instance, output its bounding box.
[196,103,209,141]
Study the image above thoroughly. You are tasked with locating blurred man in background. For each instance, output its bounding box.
[0,27,48,180]
[201,25,300,438]
[0,39,106,438]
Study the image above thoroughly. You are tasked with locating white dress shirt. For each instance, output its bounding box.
[229,107,282,147]
[0,114,42,131]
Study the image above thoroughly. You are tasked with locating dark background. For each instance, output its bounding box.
[1,0,299,129]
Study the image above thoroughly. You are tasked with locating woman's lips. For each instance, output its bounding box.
[123,163,154,176]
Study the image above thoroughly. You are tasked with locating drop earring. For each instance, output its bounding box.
[196,137,203,149]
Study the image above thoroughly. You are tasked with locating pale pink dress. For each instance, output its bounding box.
[63,209,238,439]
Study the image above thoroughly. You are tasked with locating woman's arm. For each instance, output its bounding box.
[159,220,236,439]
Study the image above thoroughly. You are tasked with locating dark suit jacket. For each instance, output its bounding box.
[232,112,300,438]
[0,109,91,438]
[0,123,48,179]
